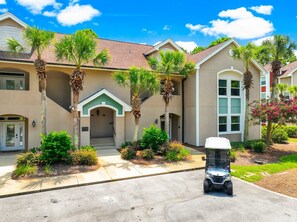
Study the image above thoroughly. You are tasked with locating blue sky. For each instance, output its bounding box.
[0,0,296,52]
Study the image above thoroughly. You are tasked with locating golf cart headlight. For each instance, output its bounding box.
[206,172,212,177]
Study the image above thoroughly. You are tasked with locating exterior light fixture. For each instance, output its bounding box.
[154,119,158,124]
[32,120,36,127]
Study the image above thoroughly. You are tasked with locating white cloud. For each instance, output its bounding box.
[187,7,274,39]
[0,8,7,13]
[57,4,100,26]
[219,7,253,19]
[43,10,57,17]
[250,5,273,15]
[93,22,99,26]
[142,28,156,35]
[252,36,273,46]
[163,25,171,31]
[0,0,6,5]
[16,0,59,14]
[175,41,198,53]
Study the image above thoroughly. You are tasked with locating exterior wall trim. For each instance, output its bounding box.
[217,68,245,142]
[78,89,131,117]
[195,67,200,146]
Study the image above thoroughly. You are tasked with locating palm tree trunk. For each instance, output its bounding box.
[73,91,80,149]
[164,101,170,136]
[40,78,47,136]
[133,116,140,143]
[34,59,47,136]
[244,89,249,142]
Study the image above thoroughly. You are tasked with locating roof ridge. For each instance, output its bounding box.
[54,32,153,47]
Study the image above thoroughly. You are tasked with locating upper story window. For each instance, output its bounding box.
[0,73,26,90]
[218,78,242,134]
[261,76,266,86]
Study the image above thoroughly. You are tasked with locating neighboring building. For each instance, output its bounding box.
[0,13,268,151]
[278,60,297,99]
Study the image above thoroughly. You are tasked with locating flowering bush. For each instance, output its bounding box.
[250,99,297,125]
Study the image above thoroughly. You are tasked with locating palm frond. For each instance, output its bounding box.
[93,49,109,66]
[7,38,25,53]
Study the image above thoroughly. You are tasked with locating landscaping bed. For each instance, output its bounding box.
[12,131,99,179]
[231,141,297,198]
[12,162,100,180]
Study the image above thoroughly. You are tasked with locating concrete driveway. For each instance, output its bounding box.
[0,170,296,222]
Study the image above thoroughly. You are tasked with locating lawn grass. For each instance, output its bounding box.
[231,154,297,183]
[288,137,297,143]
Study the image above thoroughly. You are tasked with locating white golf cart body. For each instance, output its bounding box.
[204,137,233,195]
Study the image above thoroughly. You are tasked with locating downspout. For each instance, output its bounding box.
[182,77,187,143]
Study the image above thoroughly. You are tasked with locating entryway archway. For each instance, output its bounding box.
[90,107,115,138]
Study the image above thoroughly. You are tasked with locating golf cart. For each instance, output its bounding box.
[203,137,233,195]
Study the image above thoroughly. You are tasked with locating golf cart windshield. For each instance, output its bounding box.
[206,150,230,170]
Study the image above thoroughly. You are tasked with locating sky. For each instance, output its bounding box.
[0,0,296,52]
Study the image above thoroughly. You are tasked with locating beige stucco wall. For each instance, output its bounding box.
[279,77,292,87]
[293,71,297,85]
[0,62,72,149]
[198,43,261,145]
[184,73,197,145]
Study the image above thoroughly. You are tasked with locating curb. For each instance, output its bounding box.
[0,166,205,199]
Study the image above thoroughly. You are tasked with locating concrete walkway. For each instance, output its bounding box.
[0,147,205,198]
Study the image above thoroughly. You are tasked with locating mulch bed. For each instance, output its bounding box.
[233,142,297,198]
[129,151,192,165]
[12,163,100,180]
[234,143,297,166]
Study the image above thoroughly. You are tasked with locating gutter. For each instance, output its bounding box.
[182,77,187,143]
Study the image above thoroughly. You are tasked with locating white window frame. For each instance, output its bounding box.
[217,70,244,138]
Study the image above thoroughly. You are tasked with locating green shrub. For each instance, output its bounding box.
[262,126,288,144]
[230,150,236,161]
[140,149,154,160]
[70,150,98,165]
[40,131,72,164]
[80,145,96,151]
[13,165,36,177]
[16,152,40,167]
[165,147,190,162]
[272,128,288,144]
[30,147,41,153]
[178,147,190,160]
[244,140,264,149]
[121,141,133,148]
[230,142,245,151]
[120,148,136,160]
[252,142,267,153]
[165,149,179,161]
[140,125,168,152]
[284,125,297,138]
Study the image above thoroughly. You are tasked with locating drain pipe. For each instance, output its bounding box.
[182,77,187,143]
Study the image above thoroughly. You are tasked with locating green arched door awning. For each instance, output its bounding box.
[78,89,131,117]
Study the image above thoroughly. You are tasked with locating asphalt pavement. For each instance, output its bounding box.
[0,170,296,222]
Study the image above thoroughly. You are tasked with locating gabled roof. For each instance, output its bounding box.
[189,38,267,74]
[144,39,184,55]
[0,12,28,28]
[0,32,154,70]
[279,60,297,78]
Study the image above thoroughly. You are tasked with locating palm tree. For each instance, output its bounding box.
[55,30,109,148]
[148,51,195,136]
[232,43,256,142]
[262,35,296,145]
[112,67,159,144]
[7,26,55,136]
[275,83,288,100]
[288,85,297,100]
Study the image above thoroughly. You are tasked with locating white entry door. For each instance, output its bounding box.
[0,122,25,151]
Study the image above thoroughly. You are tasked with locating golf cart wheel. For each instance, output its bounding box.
[203,179,210,193]
[226,181,233,196]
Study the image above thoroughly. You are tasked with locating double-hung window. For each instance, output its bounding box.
[218,79,242,134]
